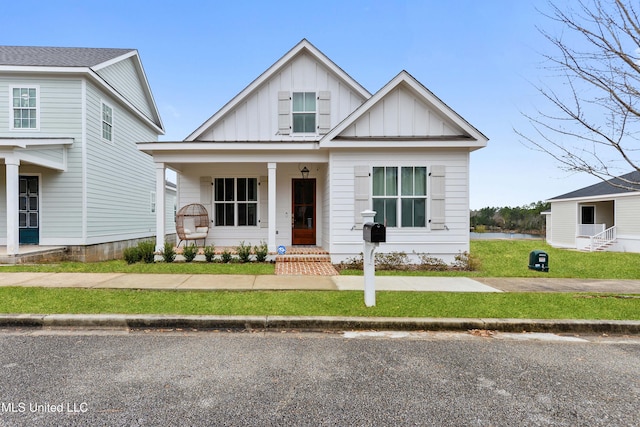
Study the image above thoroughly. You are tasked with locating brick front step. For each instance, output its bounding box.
[275,261,339,276]
[276,254,332,263]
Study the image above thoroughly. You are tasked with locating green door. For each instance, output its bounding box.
[19,176,39,244]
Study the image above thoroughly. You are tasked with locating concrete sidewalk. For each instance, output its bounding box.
[0,272,502,292]
[2,271,640,293]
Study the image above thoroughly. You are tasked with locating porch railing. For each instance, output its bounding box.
[589,225,617,252]
[578,223,605,236]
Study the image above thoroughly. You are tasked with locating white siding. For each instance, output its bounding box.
[176,163,327,248]
[165,187,177,236]
[616,196,640,236]
[328,149,470,263]
[341,84,463,138]
[95,57,155,121]
[85,81,157,241]
[549,201,577,248]
[196,53,366,142]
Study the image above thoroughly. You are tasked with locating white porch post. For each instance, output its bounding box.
[5,155,20,255]
[155,162,166,252]
[268,162,277,253]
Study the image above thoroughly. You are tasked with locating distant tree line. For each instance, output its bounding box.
[470,201,550,234]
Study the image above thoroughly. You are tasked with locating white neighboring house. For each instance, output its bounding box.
[139,39,488,263]
[0,46,165,262]
[546,171,640,252]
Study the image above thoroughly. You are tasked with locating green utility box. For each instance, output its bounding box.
[528,250,549,272]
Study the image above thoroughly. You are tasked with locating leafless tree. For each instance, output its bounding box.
[518,0,640,189]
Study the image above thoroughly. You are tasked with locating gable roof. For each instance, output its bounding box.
[320,70,488,149]
[549,171,640,200]
[0,45,163,134]
[185,39,371,141]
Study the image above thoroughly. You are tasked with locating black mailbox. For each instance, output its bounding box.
[363,222,386,243]
[528,250,549,272]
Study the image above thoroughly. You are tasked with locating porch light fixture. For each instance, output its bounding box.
[301,166,309,179]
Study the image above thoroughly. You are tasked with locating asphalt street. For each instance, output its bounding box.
[0,329,638,426]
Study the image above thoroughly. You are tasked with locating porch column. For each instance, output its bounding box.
[155,162,166,252]
[5,155,19,255]
[268,162,277,253]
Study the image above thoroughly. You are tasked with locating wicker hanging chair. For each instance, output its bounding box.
[176,203,210,247]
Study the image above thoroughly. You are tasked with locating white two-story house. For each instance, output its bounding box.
[139,39,488,263]
[0,46,165,262]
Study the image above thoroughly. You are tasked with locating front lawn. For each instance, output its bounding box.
[0,287,637,320]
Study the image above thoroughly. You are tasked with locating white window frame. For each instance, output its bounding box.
[292,92,316,134]
[213,177,259,227]
[150,191,156,213]
[101,100,114,143]
[10,85,40,131]
[372,166,428,228]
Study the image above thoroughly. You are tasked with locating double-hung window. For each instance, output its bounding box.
[372,166,427,227]
[214,178,258,226]
[12,87,38,129]
[102,102,113,142]
[292,92,316,133]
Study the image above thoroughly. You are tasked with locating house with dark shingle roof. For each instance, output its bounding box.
[0,46,166,263]
[545,171,640,252]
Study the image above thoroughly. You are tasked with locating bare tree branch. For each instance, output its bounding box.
[520,0,640,190]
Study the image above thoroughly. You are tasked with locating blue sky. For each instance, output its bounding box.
[1,0,603,209]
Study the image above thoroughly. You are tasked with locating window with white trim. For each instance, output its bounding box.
[214,178,258,226]
[102,102,113,141]
[150,191,156,213]
[292,92,316,133]
[11,87,38,129]
[372,166,427,227]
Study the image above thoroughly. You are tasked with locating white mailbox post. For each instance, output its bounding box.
[361,210,378,307]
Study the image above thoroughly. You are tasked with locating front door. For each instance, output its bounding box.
[292,178,316,245]
[19,176,39,244]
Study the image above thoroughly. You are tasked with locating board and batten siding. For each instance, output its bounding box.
[340,84,461,138]
[328,149,470,263]
[196,53,366,142]
[0,76,84,242]
[95,56,155,122]
[84,81,157,242]
[549,201,577,248]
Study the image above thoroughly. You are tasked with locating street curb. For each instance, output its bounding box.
[0,314,639,334]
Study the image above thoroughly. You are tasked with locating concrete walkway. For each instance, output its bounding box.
[1,272,639,293]
[0,272,500,292]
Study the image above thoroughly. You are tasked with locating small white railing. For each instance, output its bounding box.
[590,225,617,252]
[579,223,605,236]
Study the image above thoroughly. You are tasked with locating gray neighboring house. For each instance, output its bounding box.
[545,171,640,252]
[0,46,165,263]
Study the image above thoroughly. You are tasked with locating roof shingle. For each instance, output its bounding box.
[550,170,640,200]
[0,46,134,67]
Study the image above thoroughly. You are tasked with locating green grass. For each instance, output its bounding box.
[342,240,640,279]
[0,260,275,275]
[0,287,637,320]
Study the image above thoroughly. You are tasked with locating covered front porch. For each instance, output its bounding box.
[1,137,73,257]
[576,201,617,251]
[143,142,330,255]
